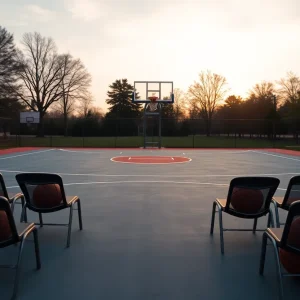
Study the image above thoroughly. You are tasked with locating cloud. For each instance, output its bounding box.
[23,4,55,23]
[65,0,109,22]
[64,0,176,22]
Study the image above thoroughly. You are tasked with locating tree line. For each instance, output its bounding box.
[1,25,300,138]
[0,26,94,136]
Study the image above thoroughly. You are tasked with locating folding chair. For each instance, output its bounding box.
[272,175,300,228]
[0,173,25,215]
[259,201,300,300]
[15,173,83,248]
[210,177,280,254]
[0,196,41,300]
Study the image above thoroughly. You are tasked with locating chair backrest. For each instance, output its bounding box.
[280,201,300,255]
[0,173,9,199]
[281,176,300,210]
[0,196,19,247]
[225,177,280,217]
[15,173,67,212]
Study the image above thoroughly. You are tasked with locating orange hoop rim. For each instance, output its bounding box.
[148,96,158,102]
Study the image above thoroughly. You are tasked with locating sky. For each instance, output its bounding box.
[1,0,300,111]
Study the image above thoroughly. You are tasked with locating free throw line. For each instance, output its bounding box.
[5,180,288,191]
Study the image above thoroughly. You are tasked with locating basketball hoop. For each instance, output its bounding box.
[148,93,158,111]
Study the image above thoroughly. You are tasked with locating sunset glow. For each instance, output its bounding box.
[1,0,300,110]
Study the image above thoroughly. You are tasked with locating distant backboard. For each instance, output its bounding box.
[20,111,40,124]
[132,81,174,103]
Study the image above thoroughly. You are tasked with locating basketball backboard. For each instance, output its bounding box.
[20,111,40,124]
[132,81,174,103]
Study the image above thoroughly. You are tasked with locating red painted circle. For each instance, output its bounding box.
[111,156,191,164]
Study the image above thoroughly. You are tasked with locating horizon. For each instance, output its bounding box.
[1,0,300,112]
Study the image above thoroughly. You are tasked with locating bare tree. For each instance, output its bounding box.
[16,32,68,136]
[57,54,91,135]
[188,70,227,136]
[173,88,187,119]
[277,72,300,104]
[77,91,94,118]
[249,81,275,99]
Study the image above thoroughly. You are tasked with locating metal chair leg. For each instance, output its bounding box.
[272,200,280,228]
[259,232,284,300]
[10,198,17,214]
[259,232,268,275]
[210,201,217,235]
[270,238,284,300]
[21,196,27,223]
[253,218,258,234]
[66,204,74,248]
[77,199,83,230]
[33,228,41,269]
[20,205,27,223]
[218,207,225,254]
[268,209,275,228]
[11,237,26,300]
[39,213,43,227]
[267,210,275,228]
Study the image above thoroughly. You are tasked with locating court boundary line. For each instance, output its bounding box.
[250,150,300,162]
[0,149,55,160]
[0,169,299,178]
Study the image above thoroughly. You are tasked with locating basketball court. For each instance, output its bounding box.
[0,147,300,299]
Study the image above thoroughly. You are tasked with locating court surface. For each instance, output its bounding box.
[0,147,300,300]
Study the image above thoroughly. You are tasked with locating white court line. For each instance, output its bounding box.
[58,149,106,154]
[5,182,288,191]
[250,150,300,162]
[5,181,228,189]
[182,150,252,154]
[0,149,54,160]
[0,169,299,178]
[4,180,288,190]
[58,149,252,154]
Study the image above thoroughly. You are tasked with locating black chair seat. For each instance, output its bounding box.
[272,176,300,227]
[259,201,300,300]
[15,173,83,248]
[0,196,41,300]
[210,177,280,254]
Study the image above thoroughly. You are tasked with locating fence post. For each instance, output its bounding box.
[234,131,237,148]
[115,122,118,148]
[82,120,85,147]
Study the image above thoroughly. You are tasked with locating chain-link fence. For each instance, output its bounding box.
[2,116,300,149]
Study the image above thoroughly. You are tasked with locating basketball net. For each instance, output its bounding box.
[148,93,158,111]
